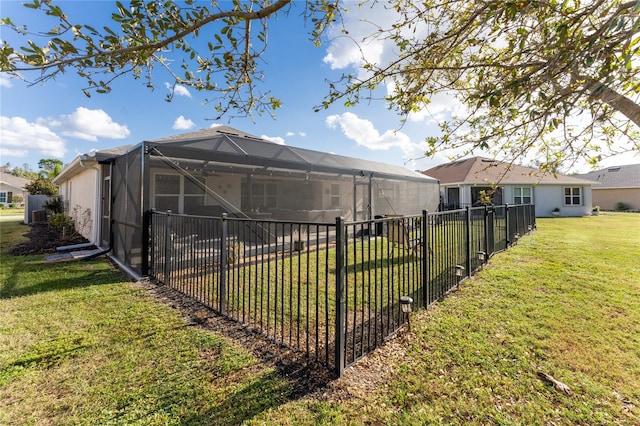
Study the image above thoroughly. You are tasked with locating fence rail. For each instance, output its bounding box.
[148,204,535,376]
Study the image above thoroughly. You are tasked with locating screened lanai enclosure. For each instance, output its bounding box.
[102,127,440,277]
[96,127,538,377]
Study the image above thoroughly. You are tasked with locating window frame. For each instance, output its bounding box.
[0,191,6,204]
[152,172,205,214]
[241,181,278,211]
[563,187,582,206]
[513,187,533,205]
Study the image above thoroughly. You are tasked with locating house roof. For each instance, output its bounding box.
[0,171,30,191]
[151,125,262,142]
[145,128,438,183]
[422,157,594,185]
[576,163,640,189]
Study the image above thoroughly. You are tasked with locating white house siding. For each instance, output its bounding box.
[533,185,592,217]
[57,162,99,242]
[440,183,592,217]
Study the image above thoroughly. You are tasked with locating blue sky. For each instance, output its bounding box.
[1,1,637,174]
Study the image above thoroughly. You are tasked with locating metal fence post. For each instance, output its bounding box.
[505,204,511,246]
[220,213,228,315]
[164,210,172,286]
[149,208,155,277]
[334,216,346,377]
[483,205,490,262]
[465,206,471,277]
[421,210,429,308]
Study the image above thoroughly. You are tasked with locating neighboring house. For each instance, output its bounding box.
[576,163,640,211]
[423,156,595,217]
[54,126,440,278]
[0,171,29,206]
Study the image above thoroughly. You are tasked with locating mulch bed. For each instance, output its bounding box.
[10,222,91,256]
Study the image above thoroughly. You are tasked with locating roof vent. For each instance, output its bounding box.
[608,167,621,172]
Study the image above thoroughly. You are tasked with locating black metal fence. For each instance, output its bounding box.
[148,204,535,376]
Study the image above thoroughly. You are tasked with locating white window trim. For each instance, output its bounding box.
[152,172,205,214]
[563,186,583,206]
[513,186,533,205]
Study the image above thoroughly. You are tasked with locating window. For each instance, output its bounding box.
[514,187,532,204]
[241,181,277,210]
[564,187,582,206]
[0,191,6,204]
[471,187,503,206]
[153,173,205,213]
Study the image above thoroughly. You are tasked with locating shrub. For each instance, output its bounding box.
[614,201,628,211]
[48,213,75,237]
[43,196,64,214]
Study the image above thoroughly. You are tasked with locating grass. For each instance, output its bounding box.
[1,214,639,424]
[0,207,25,218]
[0,220,290,425]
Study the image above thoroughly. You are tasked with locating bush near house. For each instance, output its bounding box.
[615,201,629,211]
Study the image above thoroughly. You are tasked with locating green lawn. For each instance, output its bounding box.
[0,207,25,218]
[1,214,639,425]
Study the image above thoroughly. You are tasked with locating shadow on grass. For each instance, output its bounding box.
[177,370,291,426]
[0,258,123,299]
[148,283,335,424]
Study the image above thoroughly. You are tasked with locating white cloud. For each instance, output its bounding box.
[173,115,196,130]
[324,5,464,124]
[261,135,285,145]
[325,112,423,159]
[0,74,12,88]
[286,131,307,137]
[39,107,130,141]
[406,91,468,124]
[209,123,223,129]
[323,3,417,79]
[165,82,192,98]
[0,116,66,158]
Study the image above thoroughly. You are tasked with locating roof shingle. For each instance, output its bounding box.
[576,164,640,189]
[423,157,593,185]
